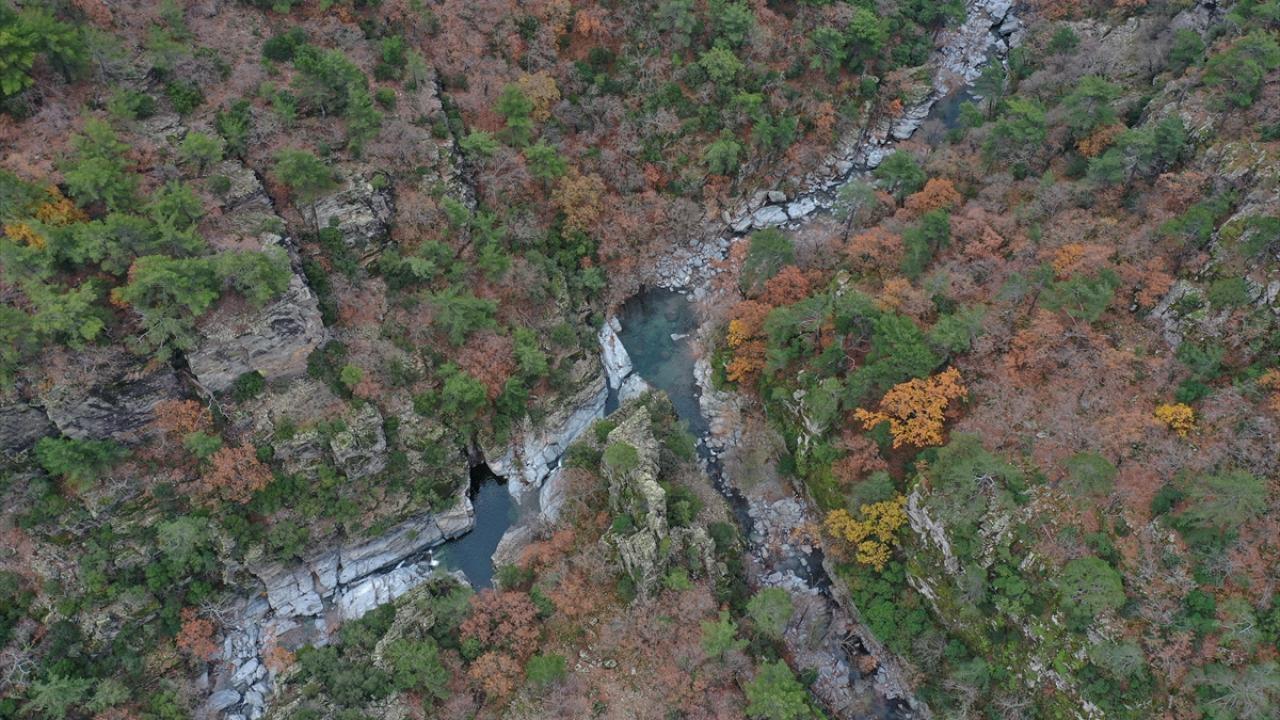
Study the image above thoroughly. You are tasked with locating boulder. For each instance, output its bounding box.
[213,159,271,210]
[329,404,388,481]
[0,403,54,454]
[40,349,180,442]
[785,197,819,221]
[208,689,241,712]
[750,204,789,229]
[312,174,393,261]
[188,272,326,393]
[252,560,328,618]
[337,563,434,620]
[492,524,537,569]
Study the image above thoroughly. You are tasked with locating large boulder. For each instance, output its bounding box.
[188,271,326,393]
[40,349,181,442]
[598,319,634,391]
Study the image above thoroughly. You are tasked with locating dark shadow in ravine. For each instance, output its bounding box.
[434,464,513,589]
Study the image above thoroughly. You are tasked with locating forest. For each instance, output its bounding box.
[1,0,1279,719]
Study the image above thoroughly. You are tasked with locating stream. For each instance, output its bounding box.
[618,288,891,718]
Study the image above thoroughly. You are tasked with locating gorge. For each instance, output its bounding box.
[205,1,1023,716]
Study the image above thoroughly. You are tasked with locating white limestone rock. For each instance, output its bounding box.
[598,321,634,390]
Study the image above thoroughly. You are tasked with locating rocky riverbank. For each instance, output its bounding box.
[650,0,1027,715]
[206,321,642,719]
[694,342,919,718]
[653,0,1022,294]
[205,0,1022,715]
[205,496,473,720]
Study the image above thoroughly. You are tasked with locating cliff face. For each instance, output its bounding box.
[603,405,716,601]
[484,354,608,501]
[210,494,474,719]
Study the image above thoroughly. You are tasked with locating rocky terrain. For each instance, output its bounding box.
[4,0,1279,719]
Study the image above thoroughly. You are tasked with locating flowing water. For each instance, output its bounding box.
[616,288,760,535]
[212,1,1018,713]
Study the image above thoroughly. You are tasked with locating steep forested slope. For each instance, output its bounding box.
[2,0,1279,719]
[708,1,1280,718]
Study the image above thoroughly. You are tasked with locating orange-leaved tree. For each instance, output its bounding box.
[176,607,219,661]
[725,300,773,386]
[854,367,967,448]
[1259,369,1280,413]
[845,227,903,277]
[903,178,961,217]
[200,445,273,504]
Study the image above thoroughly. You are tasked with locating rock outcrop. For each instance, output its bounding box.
[188,271,326,394]
[328,403,388,481]
[604,406,716,599]
[248,492,475,617]
[488,320,649,564]
[487,354,607,500]
[0,403,54,454]
[40,349,181,442]
[599,317,650,402]
[211,494,474,720]
[188,159,327,394]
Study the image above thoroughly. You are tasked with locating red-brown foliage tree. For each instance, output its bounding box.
[199,445,273,504]
[176,608,219,661]
[845,227,903,277]
[460,590,541,658]
[456,331,517,400]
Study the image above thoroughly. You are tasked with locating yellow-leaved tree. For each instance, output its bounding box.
[854,367,967,448]
[1154,402,1195,437]
[824,496,908,571]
